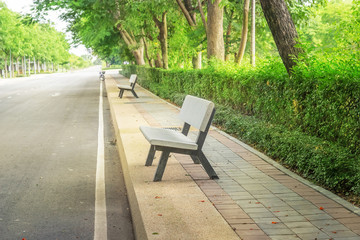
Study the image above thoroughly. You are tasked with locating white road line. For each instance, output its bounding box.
[94,82,107,240]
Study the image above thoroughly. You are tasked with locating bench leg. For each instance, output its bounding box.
[145,146,156,166]
[131,90,139,98]
[190,155,201,164]
[119,89,124,98]
[197,151,219,179]
[154,151,170,182]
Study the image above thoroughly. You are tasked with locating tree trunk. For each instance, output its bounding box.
[225,10,234,61]
[198,0,207,33]
[11,55,14,78]
[153,12,168,69]
[235,0,250,64]
[4,56,8,78]
[21,57,24,75]
[259,0,303,75]
[207,0,225,60]
[28,58,31,75]
[176,0,196,26]
[131,43,145,65]
[143,36,153,67]
[118,27,146,65]
[23,57,26,75]
[33,57,36,74]
[192,51,202,69]
[155,53,163,68]
[250,0,256,67]
[16,57,20,75]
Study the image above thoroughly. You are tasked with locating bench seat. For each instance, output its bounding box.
[140,126,198,150]
[117,84,132,90]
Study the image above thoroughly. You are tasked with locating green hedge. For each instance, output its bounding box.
[213,105,360,195]
[120,61,360,195]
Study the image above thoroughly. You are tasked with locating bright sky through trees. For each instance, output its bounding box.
[2,0,88,56]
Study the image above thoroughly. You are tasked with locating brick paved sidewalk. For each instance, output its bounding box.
[114,73,360,240]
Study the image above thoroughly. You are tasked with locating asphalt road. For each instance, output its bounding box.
[0,67,134,240]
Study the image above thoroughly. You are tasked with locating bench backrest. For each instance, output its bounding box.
[129,74,137,84]
[178,95,215,132]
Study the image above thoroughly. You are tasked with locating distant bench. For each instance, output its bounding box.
[140,95,219,181]
[117,74,138,98]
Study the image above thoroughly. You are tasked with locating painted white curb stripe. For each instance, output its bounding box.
[94,82,107,240]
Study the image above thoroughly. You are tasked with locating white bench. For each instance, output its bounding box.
[117,74,138,98]
[140,95,218,181]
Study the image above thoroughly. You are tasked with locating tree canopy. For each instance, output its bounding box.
[0,1,93,77]
[33,0,358,73]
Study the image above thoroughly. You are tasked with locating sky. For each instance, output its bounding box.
[2,0,89,57]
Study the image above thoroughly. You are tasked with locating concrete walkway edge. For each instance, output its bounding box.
[108,104,148,240]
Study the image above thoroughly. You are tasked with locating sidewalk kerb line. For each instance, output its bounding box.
[94,81,108,240]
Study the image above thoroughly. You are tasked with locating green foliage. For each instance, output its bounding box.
[0,3,75,75]
[66,54,92,69]
[123,55,360,155]
[213,107,360,195]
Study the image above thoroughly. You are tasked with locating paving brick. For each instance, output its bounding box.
[293,189,319,196]
[251,217,281,224]
[211,199,239,205]
[296,232,331,240]
[240,235,271,240]
[218,208,250,219]
[286,200,313,208]
[312,201,342,209]
[291,227,322,234]
[215,204,240,210]
[327,230,360,238]
[321,223,349,232]
[238,233,271,240]
[257,199,290,208]
[297,207,325,215]
[207,194,233,202]
[304,195,333,204]
[304,213,334,221]
[337,217,360,225]
[252,193,278,200]
[273,210,302,218]
[269,235,300,240]
[278,215,308,222]
[242,206,272,214]
[258,223,295,236]
[311,219,341,228]
[326,211,355,219]
[232,223,261,230]
[249,212,275,218]
[227,218,256,224]
[283,221,316,229]
[236,229,269,236]
[228,191,253,198]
